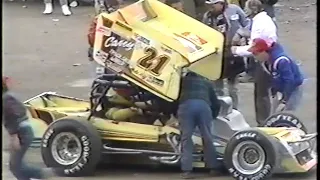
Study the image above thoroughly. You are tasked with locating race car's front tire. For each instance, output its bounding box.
[224,130,276,180]
[41,118,102,176]
[263,111,308,132]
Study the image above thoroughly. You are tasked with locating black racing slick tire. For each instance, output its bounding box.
[224,129,276,180]
[41,118,102,176]
[263,111,308,133]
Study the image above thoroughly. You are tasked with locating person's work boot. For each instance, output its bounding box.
[180,171,195,179]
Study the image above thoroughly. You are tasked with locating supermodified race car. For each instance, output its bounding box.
[26,0,317,179]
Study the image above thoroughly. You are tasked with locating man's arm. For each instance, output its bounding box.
[277,59,296,101]
[236,5,249,28]
[232,25,264,57]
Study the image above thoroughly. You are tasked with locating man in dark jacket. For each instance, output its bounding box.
[202,0,249,109]
[248,38,304,111]
[2,76,57,180]
[178,71,221,179]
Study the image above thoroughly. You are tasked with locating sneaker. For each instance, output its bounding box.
[180,171,195,179]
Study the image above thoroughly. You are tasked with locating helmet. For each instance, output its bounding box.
[244,0,263,17]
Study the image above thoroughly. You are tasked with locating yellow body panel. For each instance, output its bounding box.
[228,0,240,6]
[93,0,223,101]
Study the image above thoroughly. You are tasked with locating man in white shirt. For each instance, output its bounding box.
[232,0,277,56]
[230,0,278,125]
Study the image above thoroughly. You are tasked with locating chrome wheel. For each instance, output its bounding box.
[232,141,266,175]
[51,132,82,166]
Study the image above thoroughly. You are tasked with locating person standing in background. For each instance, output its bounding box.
[202,0,249,109]
[231,0,278,125]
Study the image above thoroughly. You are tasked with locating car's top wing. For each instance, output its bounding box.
[93,0,224,101]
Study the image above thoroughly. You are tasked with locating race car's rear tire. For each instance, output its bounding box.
[224,129,276,180]
[263,111,308,133]
[41,118,102,176]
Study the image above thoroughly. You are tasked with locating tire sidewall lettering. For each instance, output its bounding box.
[265,114,303,129]
[64,135,91,175]
[227,131,274,180]
[235,132,257,140]
[42,128,54,148]
[228,164,272,180]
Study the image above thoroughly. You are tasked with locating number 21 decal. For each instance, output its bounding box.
[137,47,170,76]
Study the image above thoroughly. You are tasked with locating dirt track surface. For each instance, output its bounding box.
[2,0,317,179]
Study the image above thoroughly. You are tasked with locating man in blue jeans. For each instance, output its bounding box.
[178,72,221,179]
[2,76,57,180]
[247,38,304,111]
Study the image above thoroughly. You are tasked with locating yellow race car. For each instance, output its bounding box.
[26,0,316,179]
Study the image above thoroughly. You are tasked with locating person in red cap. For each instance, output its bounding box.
[248,38,304,112]
[230,0,278,125]
[2,76,58,179]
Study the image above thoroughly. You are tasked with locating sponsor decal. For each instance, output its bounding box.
[95,50,109,63]
[235,132,257,140]
[96,26,111,36]
[109,49,130,65]
[146,76,164,86]
[104,36,135,51]
[181,32,207,45]
[174,33,202,53]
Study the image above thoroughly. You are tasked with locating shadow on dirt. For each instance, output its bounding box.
[96,163,317,178]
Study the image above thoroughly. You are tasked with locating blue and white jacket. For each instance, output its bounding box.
[262,43,304,101]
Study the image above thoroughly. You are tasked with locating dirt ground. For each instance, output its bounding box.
[2,0,317,179]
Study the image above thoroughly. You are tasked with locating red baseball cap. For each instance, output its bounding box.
[248,38,271,54]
